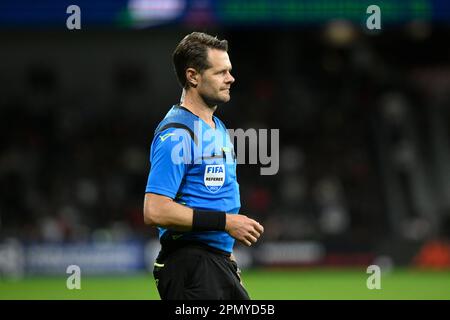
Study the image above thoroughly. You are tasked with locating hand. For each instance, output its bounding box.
[225,214,264,247]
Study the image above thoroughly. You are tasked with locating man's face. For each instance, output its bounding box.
[197,48,235,107]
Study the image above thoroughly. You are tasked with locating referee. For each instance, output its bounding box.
[143,32,264,300]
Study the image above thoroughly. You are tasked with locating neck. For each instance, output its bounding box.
[180,88,217,128]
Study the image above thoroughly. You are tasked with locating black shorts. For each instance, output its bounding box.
[152,242,250,300]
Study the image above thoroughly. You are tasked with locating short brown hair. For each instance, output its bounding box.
[172,32,228,88]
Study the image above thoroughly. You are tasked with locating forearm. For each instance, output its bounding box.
[144,193,193,231]
[144,193,264,247]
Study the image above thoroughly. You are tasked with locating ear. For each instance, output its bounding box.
[185,68,199,88]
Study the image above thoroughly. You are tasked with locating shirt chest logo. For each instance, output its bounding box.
[204,164,225,193]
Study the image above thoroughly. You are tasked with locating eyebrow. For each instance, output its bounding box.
[217,66,232,72]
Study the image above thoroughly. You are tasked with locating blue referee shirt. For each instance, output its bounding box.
[145,105,240,253]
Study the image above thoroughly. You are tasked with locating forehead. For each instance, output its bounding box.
[206,48,232,70]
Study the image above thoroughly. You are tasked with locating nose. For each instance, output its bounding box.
[227,72,235,84]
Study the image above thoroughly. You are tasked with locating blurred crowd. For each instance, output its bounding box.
[1,26,450,254]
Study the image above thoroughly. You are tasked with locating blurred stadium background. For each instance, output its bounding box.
[1,0,450,299]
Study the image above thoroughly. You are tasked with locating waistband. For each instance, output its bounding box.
[157,240,231,262]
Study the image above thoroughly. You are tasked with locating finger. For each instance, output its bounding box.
[253,222,264,234]
[259,224,264,234]
[240,238,252,247]
[246,234,258,244]
[249,228,261,239]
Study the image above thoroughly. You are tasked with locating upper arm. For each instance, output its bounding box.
[143,192,174,225]
[145,128,192,199]
[144,192,172,212]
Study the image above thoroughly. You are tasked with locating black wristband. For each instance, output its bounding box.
[192,210,226,232]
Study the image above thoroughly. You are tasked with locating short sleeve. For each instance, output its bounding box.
[145,128,192,199]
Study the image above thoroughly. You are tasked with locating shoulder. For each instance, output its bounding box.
[150,126,193,166]
[153,126,194,150]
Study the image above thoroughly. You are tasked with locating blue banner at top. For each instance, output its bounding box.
[0,0,449,28]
